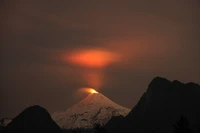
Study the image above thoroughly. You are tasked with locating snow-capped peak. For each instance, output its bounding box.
[52,93,130,129]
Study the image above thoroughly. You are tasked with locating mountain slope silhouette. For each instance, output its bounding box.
[3,105,62,133]
[105,77,200,133]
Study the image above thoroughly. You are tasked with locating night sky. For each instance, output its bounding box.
[0,0,200,119]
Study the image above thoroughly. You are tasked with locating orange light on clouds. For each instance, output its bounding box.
[65,49,119,68]
[59,48,120,95]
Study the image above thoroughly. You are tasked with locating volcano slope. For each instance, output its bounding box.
[52,92,130,129]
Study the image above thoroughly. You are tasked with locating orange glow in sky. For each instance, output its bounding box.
[65,49,119,68]
[88,88,98,94]
[78,87,99,94]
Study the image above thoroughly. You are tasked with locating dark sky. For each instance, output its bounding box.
[0,0,200,118]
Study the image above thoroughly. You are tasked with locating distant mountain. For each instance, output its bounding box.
[105,77,200,133]
[3,105,62,133]
[52,93,130,129]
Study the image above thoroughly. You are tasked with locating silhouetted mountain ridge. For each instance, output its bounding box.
[148,76,200,93]
[105,77,200,133]
[3,105,62,133]
[148,77,171,90]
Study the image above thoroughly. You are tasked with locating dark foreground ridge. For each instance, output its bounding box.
[2,105,62,133]
[105,76,200,133]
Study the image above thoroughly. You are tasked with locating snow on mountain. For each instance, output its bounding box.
[52,93,130,129]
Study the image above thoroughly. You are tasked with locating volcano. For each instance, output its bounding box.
[52,92,130,129]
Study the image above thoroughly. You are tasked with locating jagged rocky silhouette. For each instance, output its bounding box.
[3,105,62,133]
[105,77,200,133]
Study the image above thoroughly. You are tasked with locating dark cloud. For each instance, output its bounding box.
[0,0,200,118]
